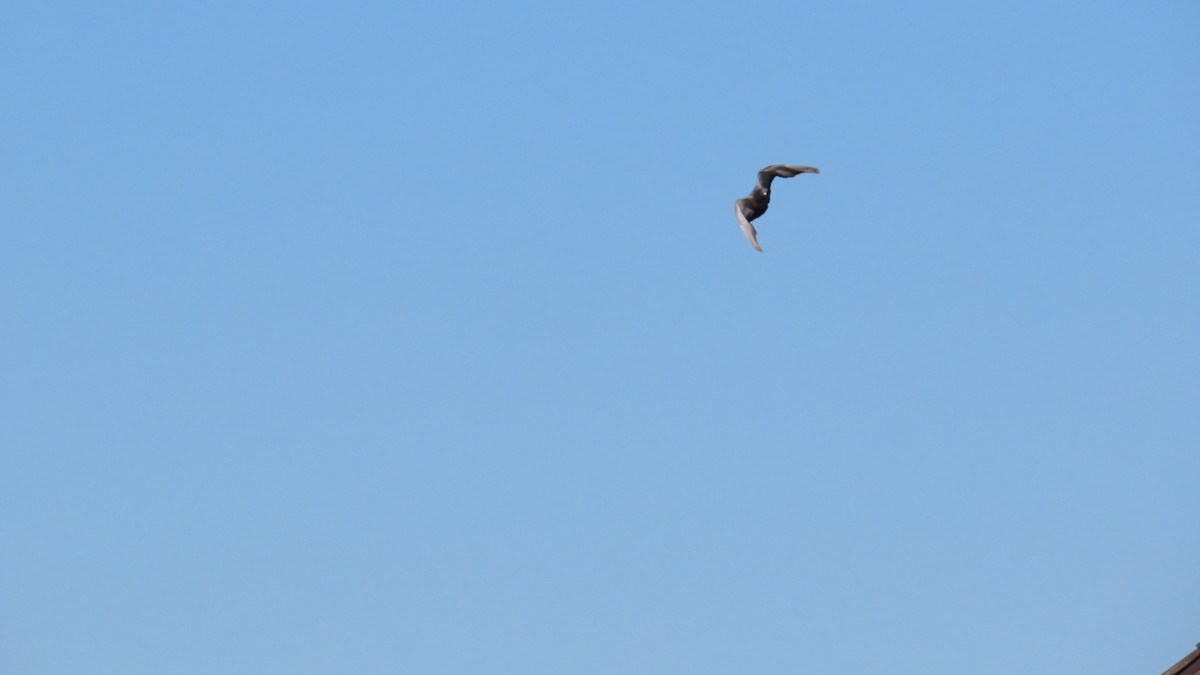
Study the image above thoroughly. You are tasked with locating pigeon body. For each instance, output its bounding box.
[734,164,820,251]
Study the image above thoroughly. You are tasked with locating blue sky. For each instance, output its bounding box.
[2,2,1197,673]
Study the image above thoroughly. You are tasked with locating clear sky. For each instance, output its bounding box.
[2,2,1197,673]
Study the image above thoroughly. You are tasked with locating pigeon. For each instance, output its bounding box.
[734,164,820,251]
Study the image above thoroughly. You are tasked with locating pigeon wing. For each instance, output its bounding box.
[735,200,763,252]
[760,164,820,179]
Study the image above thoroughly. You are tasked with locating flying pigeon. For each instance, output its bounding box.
[734,164,820,251]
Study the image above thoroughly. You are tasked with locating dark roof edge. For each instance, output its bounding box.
[1162,642,1200,675]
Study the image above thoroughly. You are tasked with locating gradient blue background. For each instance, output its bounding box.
[3,2,1197,673]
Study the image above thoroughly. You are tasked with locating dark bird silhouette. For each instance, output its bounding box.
[734,164,820,251]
